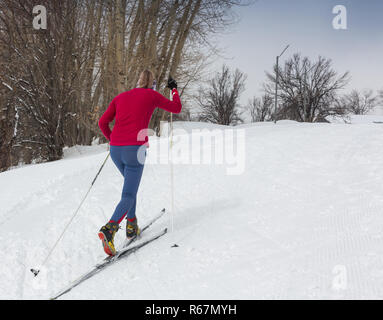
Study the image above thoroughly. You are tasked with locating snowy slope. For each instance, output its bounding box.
[1,121,383,300]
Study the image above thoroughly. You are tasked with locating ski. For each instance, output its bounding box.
[51,228,167,300]
[50,209,167,300]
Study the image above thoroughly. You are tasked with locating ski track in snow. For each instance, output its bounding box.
[1,121,383,299]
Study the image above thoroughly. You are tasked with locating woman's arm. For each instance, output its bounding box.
[98,98,116,141]
[154,89,182,114]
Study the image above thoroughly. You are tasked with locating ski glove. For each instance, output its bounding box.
[167,76,178,90]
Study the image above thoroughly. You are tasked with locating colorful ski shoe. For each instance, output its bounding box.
[126,218,141,239]
[98,222,119,256]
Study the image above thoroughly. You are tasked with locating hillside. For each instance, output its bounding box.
[1,120,383,299]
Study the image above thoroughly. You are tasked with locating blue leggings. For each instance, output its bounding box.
[109,145,146,223]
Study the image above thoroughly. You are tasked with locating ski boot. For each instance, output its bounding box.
[98,222,119,256]
[126,218,141,239]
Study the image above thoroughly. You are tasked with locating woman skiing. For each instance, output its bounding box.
[98,70,182,256]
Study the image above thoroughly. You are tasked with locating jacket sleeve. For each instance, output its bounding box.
[154,89,182,114]
[98,98,116,141]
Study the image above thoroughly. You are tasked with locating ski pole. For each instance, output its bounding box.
[31,152,110,277]
[168,89,175,234]
[169,90,178,248]
[170,112,175,234]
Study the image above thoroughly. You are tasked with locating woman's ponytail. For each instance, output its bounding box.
[137,69,155,89]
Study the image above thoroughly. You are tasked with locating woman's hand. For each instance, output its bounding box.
[167,76,178,90]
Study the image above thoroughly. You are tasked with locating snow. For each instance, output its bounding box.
[370,105,383,116]
[328,106,383,124]
[328,114,383,124]
[1,82,13,91]
[1,120,383,299]
[13,107,19,138]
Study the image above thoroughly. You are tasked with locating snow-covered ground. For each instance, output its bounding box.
[1,120,383,300]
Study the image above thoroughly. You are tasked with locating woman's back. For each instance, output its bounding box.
[99,87,182,146]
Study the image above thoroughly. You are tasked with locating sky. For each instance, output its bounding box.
[212,0,383,105]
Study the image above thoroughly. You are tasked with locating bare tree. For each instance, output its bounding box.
[197,65,246,125]
[339,89,378,115]
[0,0,82,166]
[247,94,273,122]
[265,53,350,122]
[0,0,253,171]
[0,81,15,172]
[149,0,252,132]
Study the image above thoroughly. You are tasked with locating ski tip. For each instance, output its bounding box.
[162,208,166,213]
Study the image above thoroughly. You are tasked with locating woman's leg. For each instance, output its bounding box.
[109,146,145,224]
[128,198,137,220]
[99,146,145,255]
[110,146,125,176]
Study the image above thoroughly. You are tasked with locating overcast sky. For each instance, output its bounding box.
[212,0,383,105]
